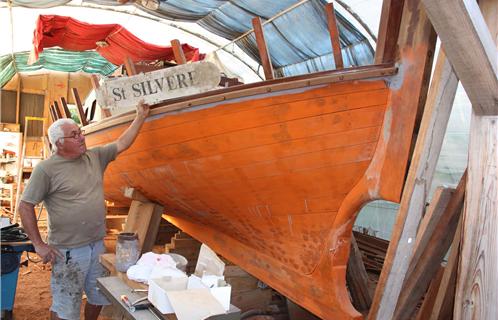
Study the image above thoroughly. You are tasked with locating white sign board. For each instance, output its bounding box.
[95,61,220,111]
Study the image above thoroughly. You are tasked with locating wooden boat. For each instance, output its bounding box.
[83,2,435,319]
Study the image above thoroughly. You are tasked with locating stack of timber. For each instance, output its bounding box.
[164,231,202,274]
[353,231,388,276]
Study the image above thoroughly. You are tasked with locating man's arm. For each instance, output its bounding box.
[19,200,63,264]
[116,101,150,155]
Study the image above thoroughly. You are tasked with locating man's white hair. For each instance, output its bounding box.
[48,118,77,152]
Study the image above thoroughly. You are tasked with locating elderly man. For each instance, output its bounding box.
[19,102,150,320]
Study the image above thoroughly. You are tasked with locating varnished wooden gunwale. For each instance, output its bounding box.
[84,64,396,135]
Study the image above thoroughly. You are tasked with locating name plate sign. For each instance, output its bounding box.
[95,61,221,110]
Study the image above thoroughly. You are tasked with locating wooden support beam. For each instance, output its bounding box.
[410,187,454,272]
[416,265,446,320]
[53,101,66,119]
[325,2,344,69]
[369,30,456,319]
[90,74,100,90]
[374,0,405,64]
[51,103,62,120]
[252,17,274,80]
[171,39,187,65]
[454,2,498,318]
[59,96,72,118]
[393,171,466,319]
[48,105,58,122]
[422,0,498,115]
[123,187,150,203]
[123,57,137,76]
[429,216,462,320]
[89,101,96,121]
[15,75,21,124]
[71,88,88,126]
[346,234,372,312]
[123,199,163,253]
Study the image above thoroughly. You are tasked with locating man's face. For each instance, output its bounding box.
[57,123,87,157]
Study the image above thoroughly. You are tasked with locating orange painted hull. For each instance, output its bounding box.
[85,66,415,319]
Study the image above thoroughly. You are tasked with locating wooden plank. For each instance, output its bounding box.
[369,24,456,319]
[393,171,466,319]
[251,17,274,80]
[71,88,89,126]
[410,187,454,272]
[123,200,164,253]
[416,265,446,320]
[171,39,187,65]
[429,216,462,320]
[15,75,21,124]
[123,187,150,203]
[325,2,344,69]
[89,100,96,121]
[346,234,372,312]
[59,96,72,118]
[53,100,65,119]
[454,2,498,318]
[124,56,137,76]
[49,104,58,122]
[422,0,498,115]
[374,0,405,64]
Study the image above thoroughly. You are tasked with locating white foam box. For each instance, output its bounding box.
[187,275,232,311]
[148,276,188,314]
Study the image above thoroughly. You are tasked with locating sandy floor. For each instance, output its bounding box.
[12,252,112,320]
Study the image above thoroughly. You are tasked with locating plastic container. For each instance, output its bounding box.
[115,232,140,272]
[166,253,188,272]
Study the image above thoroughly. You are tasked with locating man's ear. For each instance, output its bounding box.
[55,140,63,150]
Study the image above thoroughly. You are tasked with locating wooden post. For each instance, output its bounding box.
[123,188,163,253]
[374,0,405,64]
[422,0,497,116]
[346,234,372,312]
[416,265,445,320]
[48,105,58,122]
[252,17,274,80]
[51,103,62,120]
[393,171,466,319]
[325,2,344,69]
[428,216,462,320]
[455,8,498,312]
[53,101,66,119]
[123,57,137,76]
[71,88,88,126]
[89,101,96,121]
[410,187,454,271]
[420,1,497,318]
[59,97,72,118]
[171,39,187,65]
[15,75,21,124]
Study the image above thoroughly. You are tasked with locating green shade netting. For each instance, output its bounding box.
[0,48,117,88]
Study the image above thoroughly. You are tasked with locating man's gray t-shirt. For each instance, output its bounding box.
[21,143,117,248]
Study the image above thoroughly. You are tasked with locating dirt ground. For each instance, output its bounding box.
[11,252,112,320]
